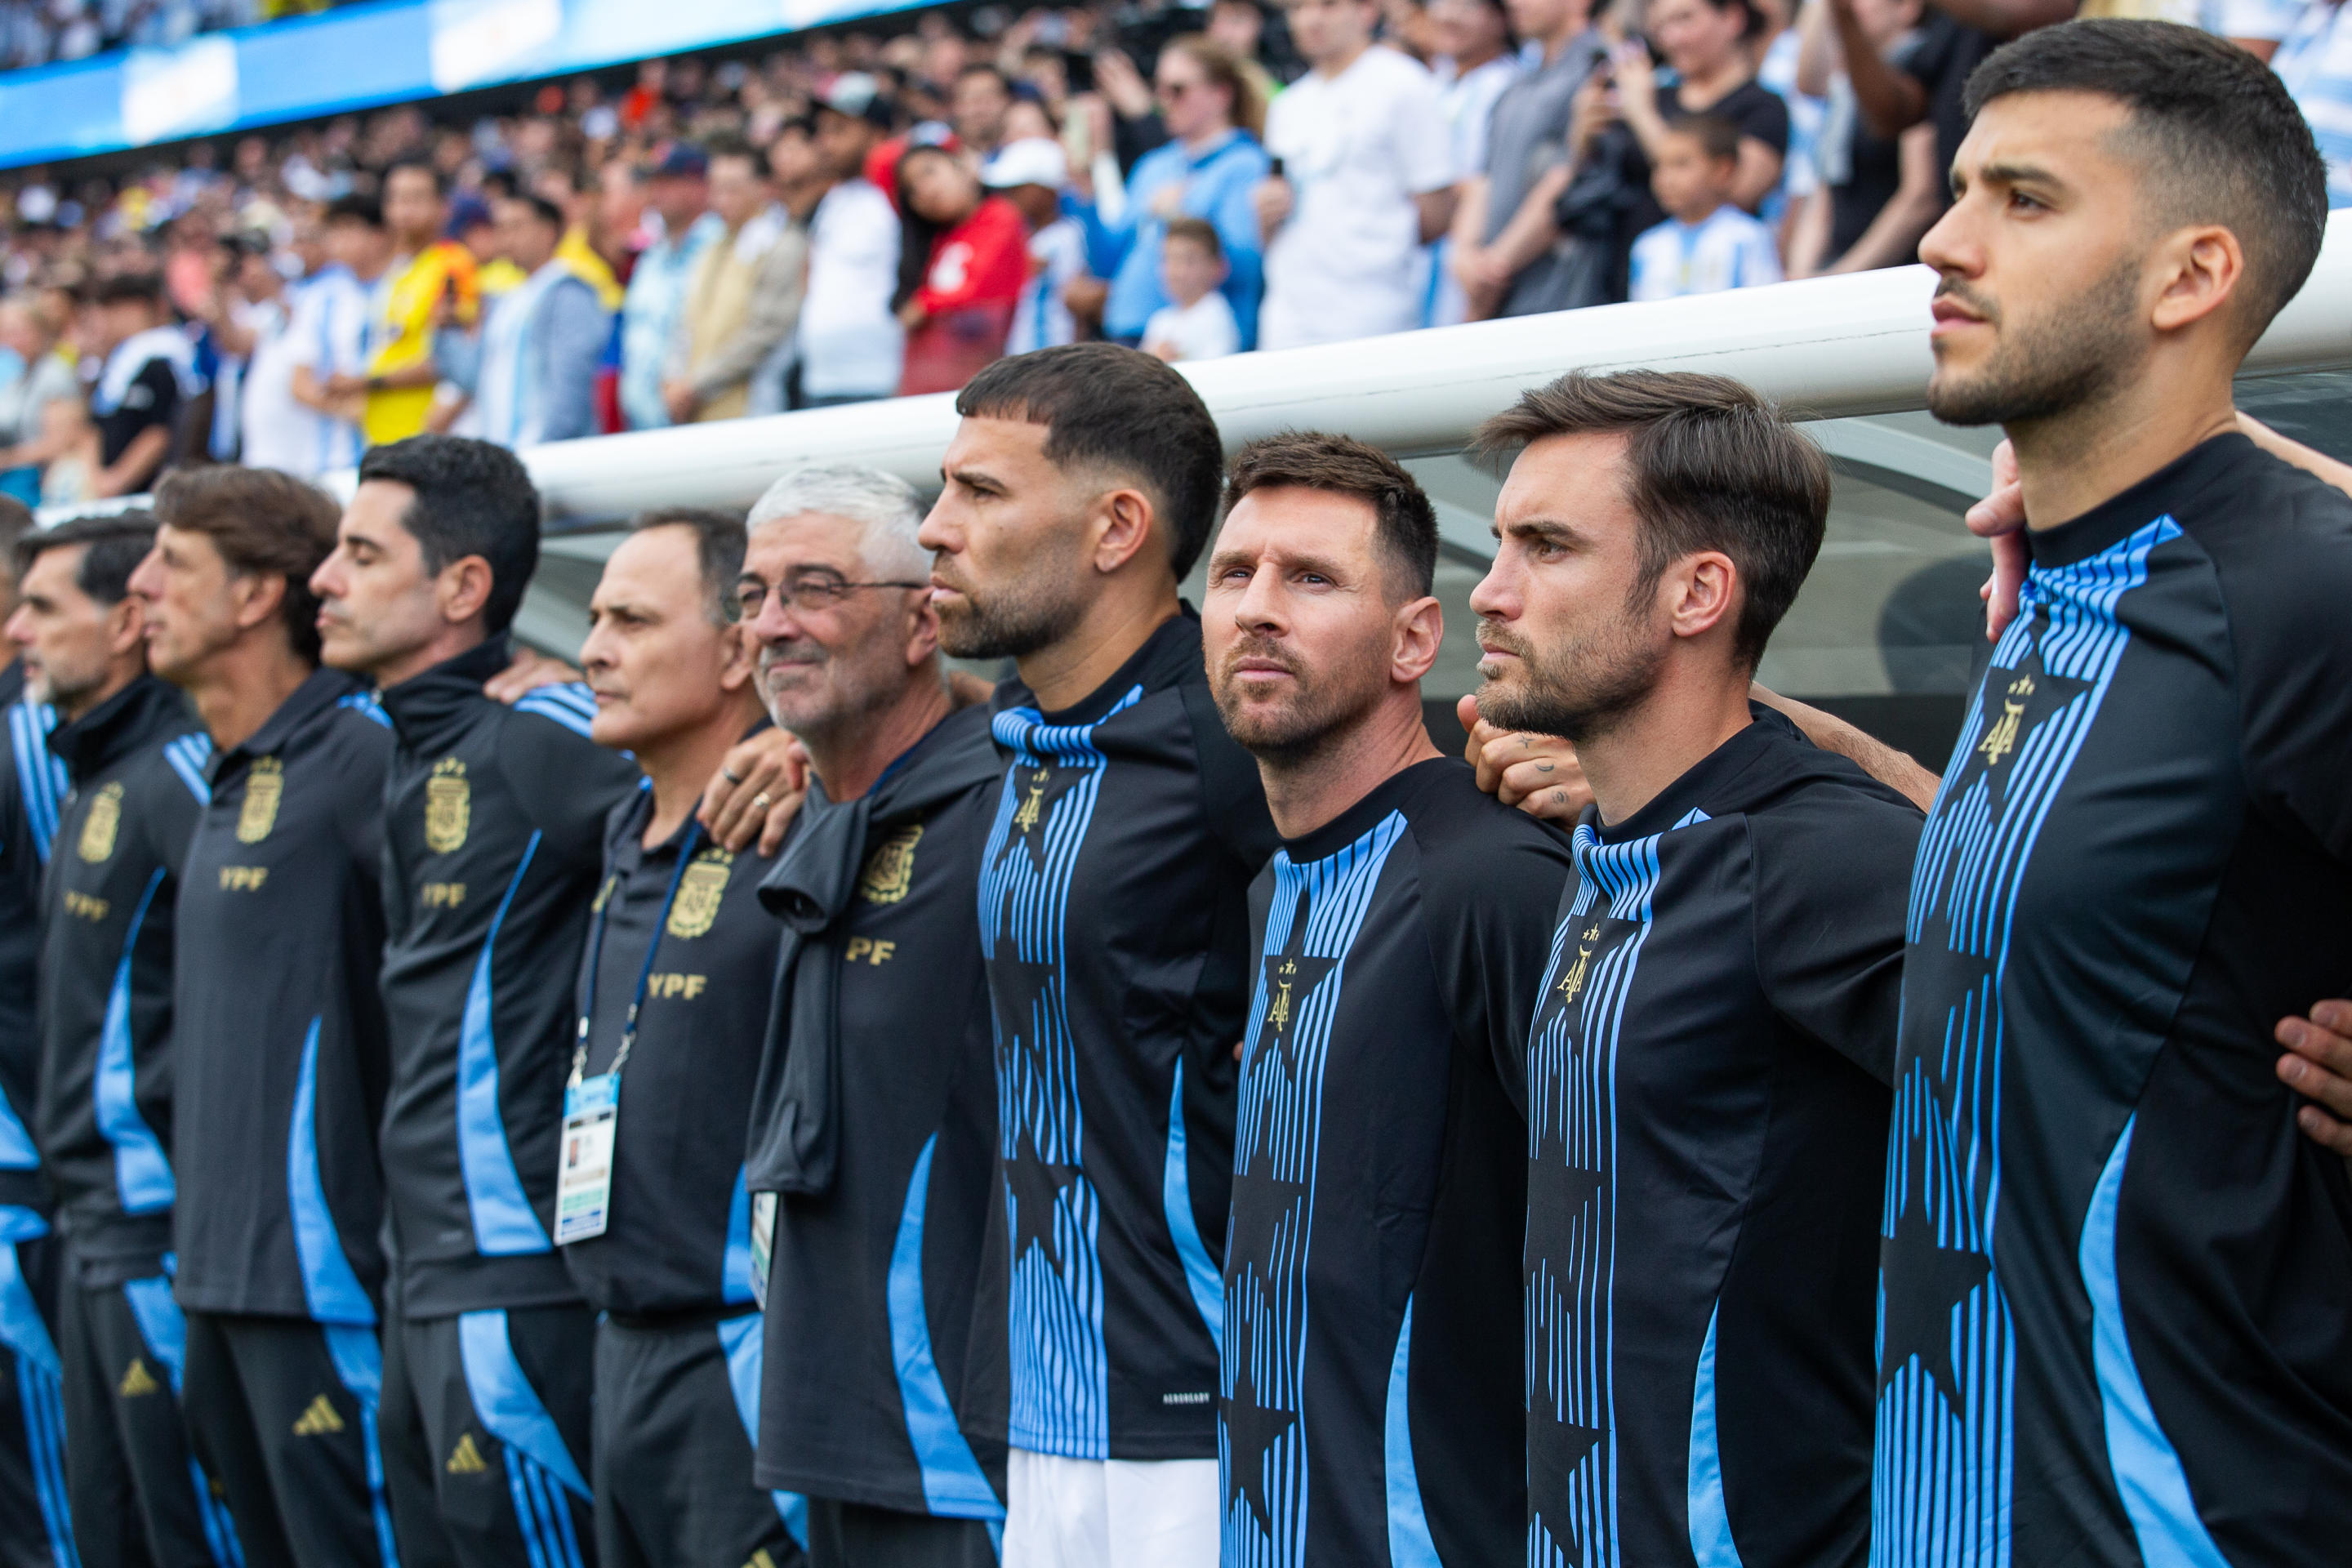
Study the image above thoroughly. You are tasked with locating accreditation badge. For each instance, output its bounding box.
[553,1073,619,1245]
[749,1191,777,1311]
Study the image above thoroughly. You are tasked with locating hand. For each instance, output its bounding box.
[1609,43,1656,122]
[1093,47,1154,120]
[1967,439,2028,643]
[1456,694,1592,822]
[326,372,368,398]
[662,379,700,424]
[481,646,581,703]
[1568,75,1619,156]
[897,299,930,331]
[699,728,811,855]
[1062,274,1109,324]
[1253,176,1294,238]
[1147,182,1185,220]
[2277,1001,2352,1166]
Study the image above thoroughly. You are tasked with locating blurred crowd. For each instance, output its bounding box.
[0,0,2344,497]
[0,0,329,70]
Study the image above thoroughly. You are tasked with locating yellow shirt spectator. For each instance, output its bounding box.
[363,239,479,446]
[557,227,624,311]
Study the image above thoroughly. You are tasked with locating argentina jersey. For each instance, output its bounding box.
[1878,434,2352,1566]
[972,612,1276,1461]
[1522,709,1917,1568]
[1224,760,1562,1566]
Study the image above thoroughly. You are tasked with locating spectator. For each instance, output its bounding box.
[85,272,192,498]
[1626,114,1784,296]
[455,193,610,446]
[230,232,335,477]
[1428,0,1522,324]
[2270,0,2352,205]
[1082,36,1270,349]
[1828,0,2073,203]
[619,144,723,430]
[288,192,384,473]
[1210,0,1288,104]
[1143,216,1243,359]
[1446,0,1610,318]
[187,228,283,462]
[955,62,1018,161]
[991,137,1088,354]
[1256,0,1457,349]
[750,114,832,412]
[663,136,807,423]
[548,160,626,309]
[0,292,84,503]
[799,74,907,408]
[893,144,1027,394]
[1785,0,1945,275]
[354,157,479,447]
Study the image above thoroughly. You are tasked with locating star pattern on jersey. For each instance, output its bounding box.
[1966,634,2094,813]
[997,760,1086,874]
[1223,1348,1297,1535]
[1255,891,1339,1078]
[1877,1185,1990,1409]
[1005,1119,1081,1276]
[1539,1160,1604,1218]
[1529,1417,1605,1562]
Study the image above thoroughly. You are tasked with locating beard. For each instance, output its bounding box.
[1473,596,1664,746]
[758,637,892,743]
[1211,631,1387,767]
[933,541,1089,662]
[1925,260,2141,428]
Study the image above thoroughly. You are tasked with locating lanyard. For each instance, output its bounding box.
[570,819,702,1089]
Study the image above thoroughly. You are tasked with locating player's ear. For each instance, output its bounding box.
[1392,594,1443,684]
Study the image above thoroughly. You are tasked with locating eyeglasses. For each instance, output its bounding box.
[736,569,928,619]
[1156,78,1201,101]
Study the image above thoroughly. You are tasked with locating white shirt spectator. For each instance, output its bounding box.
[1628,206,1784,301]
[279,265,368,475]
[1143,291,1242,362]
[2270,0,2352,207]
[1261,46,1455,349]
[1010,216,1087,355]
[795,178,905,403]
[1428,50,1522,327]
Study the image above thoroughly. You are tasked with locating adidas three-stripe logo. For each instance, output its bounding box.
[292,1395,345,1437]
[447,1432,489,1474]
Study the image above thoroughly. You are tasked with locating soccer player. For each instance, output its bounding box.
[740,466,1007,1566]
[916,344,1276,1564]
[1202,434,1570,1561]
[7,514,242,1568]
[309,435,639,1568]
[559,507,804,1568]
[1878,21,2352,1561]
[128,466,400,1568]
[0,494,78,1568]
[1468,370,1923,1566]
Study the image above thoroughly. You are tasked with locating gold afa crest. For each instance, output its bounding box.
[425,758,470,854]
[78,782,123,863]
[238,757,283,844]
[859,825,923,905]
[667,849,733,938]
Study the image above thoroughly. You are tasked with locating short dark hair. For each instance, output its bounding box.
[1165,216,1223,262]
[356,436,542,635]
[1964,19,2327,335]
[956,344,1226,578]
[1472,370,1830,671]
[1223,432,1437,599]
[957,63,1013,92]
[501,192,566,232]
[0,495,34,578]
[93,272,163,308]
[1668,113,1741,165]
[324,192,385,229]
[153,466,341,662]
[383,156,448,198]
[16,512,159,607]
[629,506,747,625]
[704,132,760,171]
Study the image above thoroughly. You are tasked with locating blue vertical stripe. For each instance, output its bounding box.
[1686,1303,1744,1567]
[715,1312,812,1546]
[320,1325,400,1568]
[287,1016,376,1325]
[162,734,214,802]
[8,699,66,862]
[95,869,176,1214]
[885,1134,1004,1519]
[458,834,553,1256]
[0,1207,60,1373]
[722,1168,755,1306]
[120,1276,242,1568]
[18,1357,78,1568]
[454,1309,587,1499]
[1383,1296,1439,1568]
[1162,1059,1223,1355]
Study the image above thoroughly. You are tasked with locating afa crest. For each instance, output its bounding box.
[78,782,124,863]
[1011,768,1051,835]
[238,756,283,844]
[859,825,923,905]
[1557,923,1601,1006]
[667,848,734,938]
[425,757,470,854]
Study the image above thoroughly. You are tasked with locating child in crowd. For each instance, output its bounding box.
[1628,115,1784,302]
[988,137,1088,354]
[893,142,1029,394]
[1142,218,1241,363]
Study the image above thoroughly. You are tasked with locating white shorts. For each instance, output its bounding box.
[1000,1449,1219,1568]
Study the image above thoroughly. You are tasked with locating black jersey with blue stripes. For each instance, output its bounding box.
[1878,434,2352,1567]
[374,638,641,1316]
[1518,707,1918,1568]
[0,675,68,1212]
[965,609,1280,1462]
[1223,759,1567,1566]
[33,675,207,1281]
[173,669,394,1324]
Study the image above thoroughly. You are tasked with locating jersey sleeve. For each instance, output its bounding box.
[1180,679,1281,872]
[1746,787,1922,1085]
[496,689,645,857]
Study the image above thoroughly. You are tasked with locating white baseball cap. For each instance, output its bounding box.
[982,137,1070,192]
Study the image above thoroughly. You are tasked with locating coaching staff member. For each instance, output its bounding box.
[1878,22,2352,1564]
[11,515,240,1567]
[131,468,402,1568]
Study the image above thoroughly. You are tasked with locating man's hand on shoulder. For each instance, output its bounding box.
[1970,438,2029,644]
[700,728,810,856]
[1456,694,1592,822]
[482,646,581,703]
[2277,1000,2352,1178]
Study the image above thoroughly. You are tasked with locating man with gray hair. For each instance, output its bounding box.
[738,465,1009,1567]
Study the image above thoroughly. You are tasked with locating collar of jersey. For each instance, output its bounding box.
[1589,702,1793,844]
[373,634,514,746]
[994,603,1201,728]
[2025,430,2250,572]
[217,667,364,771]
[47,674,193,786]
